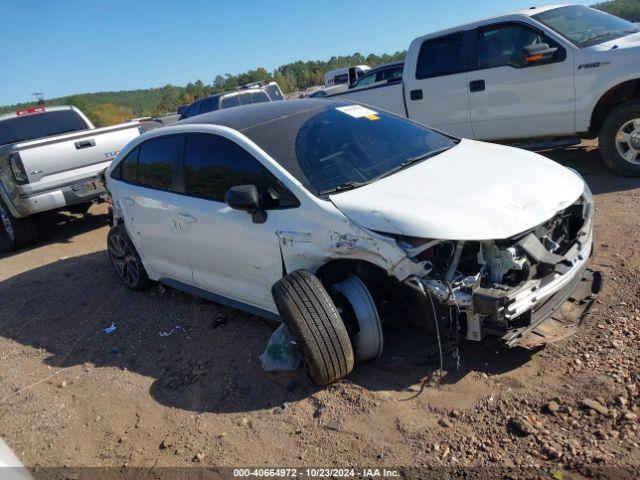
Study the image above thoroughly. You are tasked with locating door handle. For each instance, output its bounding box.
[123,196,134,206]
[75,139,96,149]
[409,89,423,101]
[469,80,485,92]
[177,213,197,223]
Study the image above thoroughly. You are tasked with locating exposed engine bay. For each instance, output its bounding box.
[393,191,601,349]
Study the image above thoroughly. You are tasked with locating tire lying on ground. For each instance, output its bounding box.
[0,197,38,248]
[272,269,355,385]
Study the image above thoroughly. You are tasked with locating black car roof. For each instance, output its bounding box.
[177,98,350,132]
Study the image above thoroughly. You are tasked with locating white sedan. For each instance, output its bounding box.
[105,99,600,385]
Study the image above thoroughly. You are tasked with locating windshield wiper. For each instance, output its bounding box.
[319,181,371,196]
[373,146,453,182]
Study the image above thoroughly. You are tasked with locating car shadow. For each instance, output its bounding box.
[0,250,536,414]
[0,206,110,260]
[539,143,640,196]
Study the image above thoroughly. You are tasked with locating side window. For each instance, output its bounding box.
[220,95,240,109]
[183,134,298,208]
[239,93,252,105]
[199,98,214,114]
[137,136,182,191]
[476,23,559,69]
[354,73,376,88]
[185,102,199,118]
[416,32,464,79]
[184,134,262,202]
[250,91,270,103]
[120,147,139,183]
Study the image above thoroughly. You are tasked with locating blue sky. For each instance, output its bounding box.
[0,0,591,105]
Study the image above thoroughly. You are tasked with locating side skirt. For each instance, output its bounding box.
[159,277,282,323]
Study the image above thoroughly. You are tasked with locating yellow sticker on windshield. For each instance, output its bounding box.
[336,105,380,120]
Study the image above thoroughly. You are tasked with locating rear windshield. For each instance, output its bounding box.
[243,102,456,196]
[0,110,88,146]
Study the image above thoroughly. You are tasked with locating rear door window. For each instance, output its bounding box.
[416,32,465,79]
[137,136,183,191]
[239,93,252,105]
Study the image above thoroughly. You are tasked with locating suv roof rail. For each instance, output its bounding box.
[236,80,270,91]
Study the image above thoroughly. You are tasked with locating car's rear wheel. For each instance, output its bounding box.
[107,224,153,291]
[600,100,640,177]
[0,197,38,248]
[272,270,354,385]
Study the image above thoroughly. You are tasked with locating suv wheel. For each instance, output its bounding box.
[600,100,640,177]
[107,224,153,291]
[272,270,355,385]
[0,197,38,248]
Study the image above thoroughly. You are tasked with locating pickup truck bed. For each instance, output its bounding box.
[0,106,141,247]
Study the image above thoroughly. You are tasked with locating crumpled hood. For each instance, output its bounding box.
[329,139,585,240]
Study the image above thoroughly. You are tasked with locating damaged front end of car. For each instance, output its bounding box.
[395,187,602,349]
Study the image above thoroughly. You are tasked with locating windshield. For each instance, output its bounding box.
[0,110,88,146]
[242,102,457,196]
[534,5,639,47]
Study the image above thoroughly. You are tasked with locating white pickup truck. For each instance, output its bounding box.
[331,4,640,176]
[0,106,142,247]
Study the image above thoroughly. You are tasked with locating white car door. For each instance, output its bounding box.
[114,135,193,284]
[467,21,575,140]
[404,31,474,138]
[176,133,295,312]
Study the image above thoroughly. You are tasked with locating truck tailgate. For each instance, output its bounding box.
[15,123,140,195]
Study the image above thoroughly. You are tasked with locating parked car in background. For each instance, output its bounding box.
[324,65,370,87]
[0,106,142,247]
[330,4,640,176]
[179,81,284,120]
[105,99,599,385]
[349,61,404,89]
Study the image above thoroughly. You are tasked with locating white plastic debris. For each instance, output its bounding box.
[259,324,302,372]
[159,325,186,337]
[103,323,116,334]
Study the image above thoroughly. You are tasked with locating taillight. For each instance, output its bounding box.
[9,153,28,184]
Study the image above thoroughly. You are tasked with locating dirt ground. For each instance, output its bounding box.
[0,140,639,479]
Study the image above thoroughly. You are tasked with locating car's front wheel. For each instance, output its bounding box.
[600,100,640,177]
[107,224,153,291]
[272,270,355,385]
[0,197,38,248]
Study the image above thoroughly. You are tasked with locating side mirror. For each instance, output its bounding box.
[225,185,267,224]
[522,43,558,64]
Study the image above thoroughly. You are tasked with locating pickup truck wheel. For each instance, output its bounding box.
[600,100,640,177]
[272,270,355,385]
[107,225,153,291]
[0,198,38,248]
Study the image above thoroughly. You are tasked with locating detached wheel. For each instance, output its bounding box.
[0,197,37,248]
[272,270,354,385]
[107,224,153,291]
[600,100,640,177]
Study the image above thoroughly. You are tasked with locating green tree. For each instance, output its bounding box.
[593,0,640,21]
